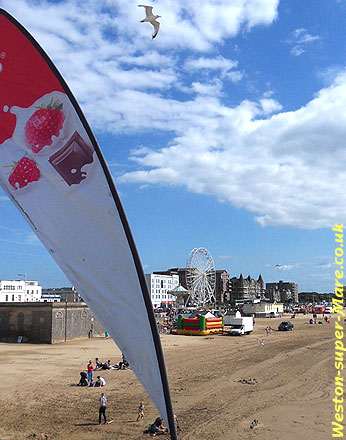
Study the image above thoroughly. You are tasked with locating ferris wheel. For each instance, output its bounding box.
[185,247,216,307]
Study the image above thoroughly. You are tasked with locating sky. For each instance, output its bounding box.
[0,0,345,292]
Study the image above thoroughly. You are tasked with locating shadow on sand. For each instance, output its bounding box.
[75,422,99,426]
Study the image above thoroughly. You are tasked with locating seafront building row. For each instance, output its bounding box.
[148,268,299,308]
[0,274,340,344]
[0,269,298,309]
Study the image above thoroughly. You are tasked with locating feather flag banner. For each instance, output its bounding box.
[0,9,177,439]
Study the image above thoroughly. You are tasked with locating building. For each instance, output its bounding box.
[0,280,42,302]
[145,273,180,308]
[153,268,232,304]
[266,281,298,303]
[215,270,230,303]
[40,294,62,302]
[229,274,265,302]
[42,287,83,302]
[0,302,104,343]
[153,268,189,289]
[242,300,284,317]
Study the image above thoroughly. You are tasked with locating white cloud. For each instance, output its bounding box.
[184,56,241,78]
[317,65,346,87]
[1,0,279,52]
[119,72,346,229]
[287,28,321,56]
[275,264,297,272]
[260,98,282,114]
[190,80,224,96]
[291,46,305,57]
[317,262,333,270]
[0,231,41,246]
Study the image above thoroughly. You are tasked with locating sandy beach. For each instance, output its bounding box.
[0,314,338,439]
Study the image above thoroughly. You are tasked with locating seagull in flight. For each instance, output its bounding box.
[138,5,161,39]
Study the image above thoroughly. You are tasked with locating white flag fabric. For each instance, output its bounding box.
[0,9,176,438]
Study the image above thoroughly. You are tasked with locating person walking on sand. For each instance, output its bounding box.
[99,392,107,424]
[174,414,180,432]
[136,401,145,421]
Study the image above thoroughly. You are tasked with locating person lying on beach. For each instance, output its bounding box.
[102,360,111,370]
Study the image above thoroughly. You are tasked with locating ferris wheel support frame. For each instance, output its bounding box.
[185,247,216,307]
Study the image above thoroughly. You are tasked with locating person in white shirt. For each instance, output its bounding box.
[96,376,106,387]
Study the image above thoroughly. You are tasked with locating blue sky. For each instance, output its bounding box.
[0,0,345,292]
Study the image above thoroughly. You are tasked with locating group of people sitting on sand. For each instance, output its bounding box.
[94,354,129,371]
[78,371,106,387]
[95,358,111,370]
[78,354,129,386]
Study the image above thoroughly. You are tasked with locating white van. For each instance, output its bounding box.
[224,315,254,336]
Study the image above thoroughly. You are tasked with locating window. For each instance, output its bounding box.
[12,294,15,301]
[18,295,21,301]
[5,295,8,301]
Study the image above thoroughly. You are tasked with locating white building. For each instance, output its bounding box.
[0,280,42,302]
[242,300,284,317]
[40,293,62,302]
[145,273,179,308]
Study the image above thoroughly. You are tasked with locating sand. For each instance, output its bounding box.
[0,313,339,439]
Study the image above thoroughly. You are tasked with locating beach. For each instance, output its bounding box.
[0,314,337,439]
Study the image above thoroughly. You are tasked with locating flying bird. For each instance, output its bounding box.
[138,5,161,39]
